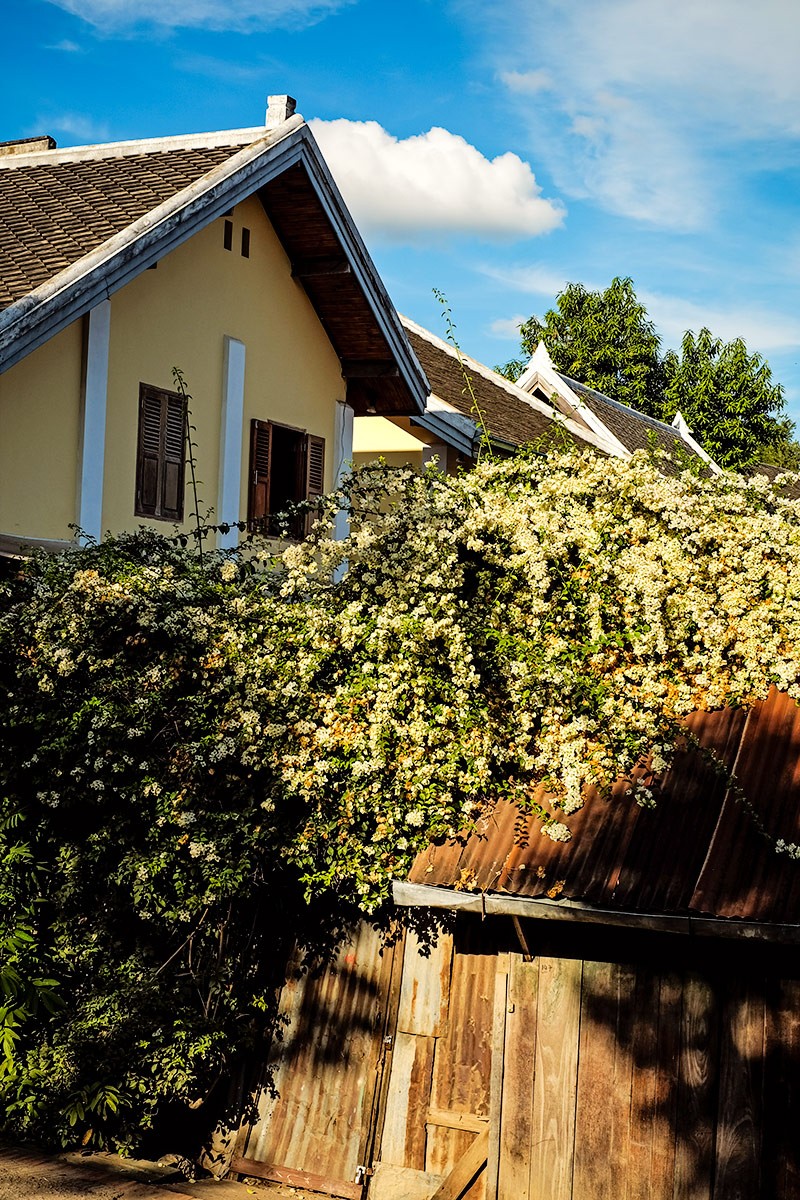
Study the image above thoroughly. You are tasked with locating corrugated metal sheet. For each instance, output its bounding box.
[407,689,800,925]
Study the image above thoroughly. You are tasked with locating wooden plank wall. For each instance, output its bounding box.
[376,922,497,1200]
[498,958,800,1200]
[374,919,800,1200]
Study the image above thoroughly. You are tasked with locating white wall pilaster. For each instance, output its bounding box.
[76,299,111,543]
[218,336,246,549]
[333,400,354,543]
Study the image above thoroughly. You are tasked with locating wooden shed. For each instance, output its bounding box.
[230,688,800,1199]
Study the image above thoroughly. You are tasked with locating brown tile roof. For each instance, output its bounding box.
[561,374,695,459]
[750,463,800,500]
[407,688,800,927]
[0,146,234,309]
[405,325,570,451]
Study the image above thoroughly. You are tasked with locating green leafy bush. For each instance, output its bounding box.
[2,450,800,1148]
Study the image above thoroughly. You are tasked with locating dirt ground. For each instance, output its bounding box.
[0,1145,314,1200]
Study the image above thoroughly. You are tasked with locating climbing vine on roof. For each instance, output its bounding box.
[2,446,800,1148]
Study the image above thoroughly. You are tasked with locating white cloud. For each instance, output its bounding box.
[487,315,527,340]
[501,69,553,96]
[44,0,352,32]
[641,290,800,355]
[34,113,111,144]
[310,119,564,241]
[46,38,83,51]
[475,0,800,229]
[477,262,575,297]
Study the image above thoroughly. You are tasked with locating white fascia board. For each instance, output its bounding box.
[412,397,477,458]
[518,361,629,459]
[293,132,430,417]
[0,119,307,375]
[672,410,722,474]
[401,315,617,457]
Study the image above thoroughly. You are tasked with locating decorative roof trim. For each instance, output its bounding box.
[673,410,723,474]
[517,342,630,458]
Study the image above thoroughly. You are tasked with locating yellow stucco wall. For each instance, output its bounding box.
[0,321,83,540]
[0,193,345,544]
[104,194,344,535]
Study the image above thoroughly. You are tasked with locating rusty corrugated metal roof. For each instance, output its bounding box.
[407,688,800,925]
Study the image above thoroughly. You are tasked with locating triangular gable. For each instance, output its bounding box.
[0,112,428,418]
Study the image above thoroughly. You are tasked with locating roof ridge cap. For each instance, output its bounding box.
[0,122,301,169]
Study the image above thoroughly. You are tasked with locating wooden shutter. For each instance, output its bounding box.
[303,434,325,535]
[161,393,186,521]
[136,387,162,516]
[136,385,186,521]
[248,419,272,530]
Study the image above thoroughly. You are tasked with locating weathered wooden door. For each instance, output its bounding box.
[233,922,402,1199]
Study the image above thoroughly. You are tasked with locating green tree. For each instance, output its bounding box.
[500,277,665,415]
[662,328,790,469]
[499,277,796,469]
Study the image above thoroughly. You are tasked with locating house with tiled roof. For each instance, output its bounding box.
[353,317,619,472]
[0,97,428,557]
[353,321,721,477]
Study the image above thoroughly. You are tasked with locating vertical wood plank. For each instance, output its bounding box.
[673,973,716,1200]
[713,979,766,1200]
[485,955,509,1200]
[497,955,539,1200]
[379,1033,435,1169]
[528,956,582,1200]
[572,960,620,1200]
[642,972,681,1200]
[397,930,454,1038]
[762,977,800,1200]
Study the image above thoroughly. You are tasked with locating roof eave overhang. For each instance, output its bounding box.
[392,880,800,944]
[0,123,429,418]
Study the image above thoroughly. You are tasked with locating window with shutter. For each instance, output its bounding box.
[247,418,326,537]
[135,384,187,521]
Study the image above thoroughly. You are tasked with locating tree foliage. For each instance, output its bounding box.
[662,327,790,469]
[502,277,665,415]
[3,449,800,1149]
[499,277,795,468]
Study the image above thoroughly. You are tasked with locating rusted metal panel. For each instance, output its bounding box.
[379,1032,435,1170]
[240,921,388,1189]
[397,930,453,1038]
[407,689,800,927]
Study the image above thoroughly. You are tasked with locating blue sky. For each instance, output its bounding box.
[6,0,800,421]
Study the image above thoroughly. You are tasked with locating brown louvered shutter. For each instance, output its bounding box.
[136,385,186,521]
[137,387,162,516]
[303,434,325,535]
[248,419,272,530]
[161,393,186,521]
